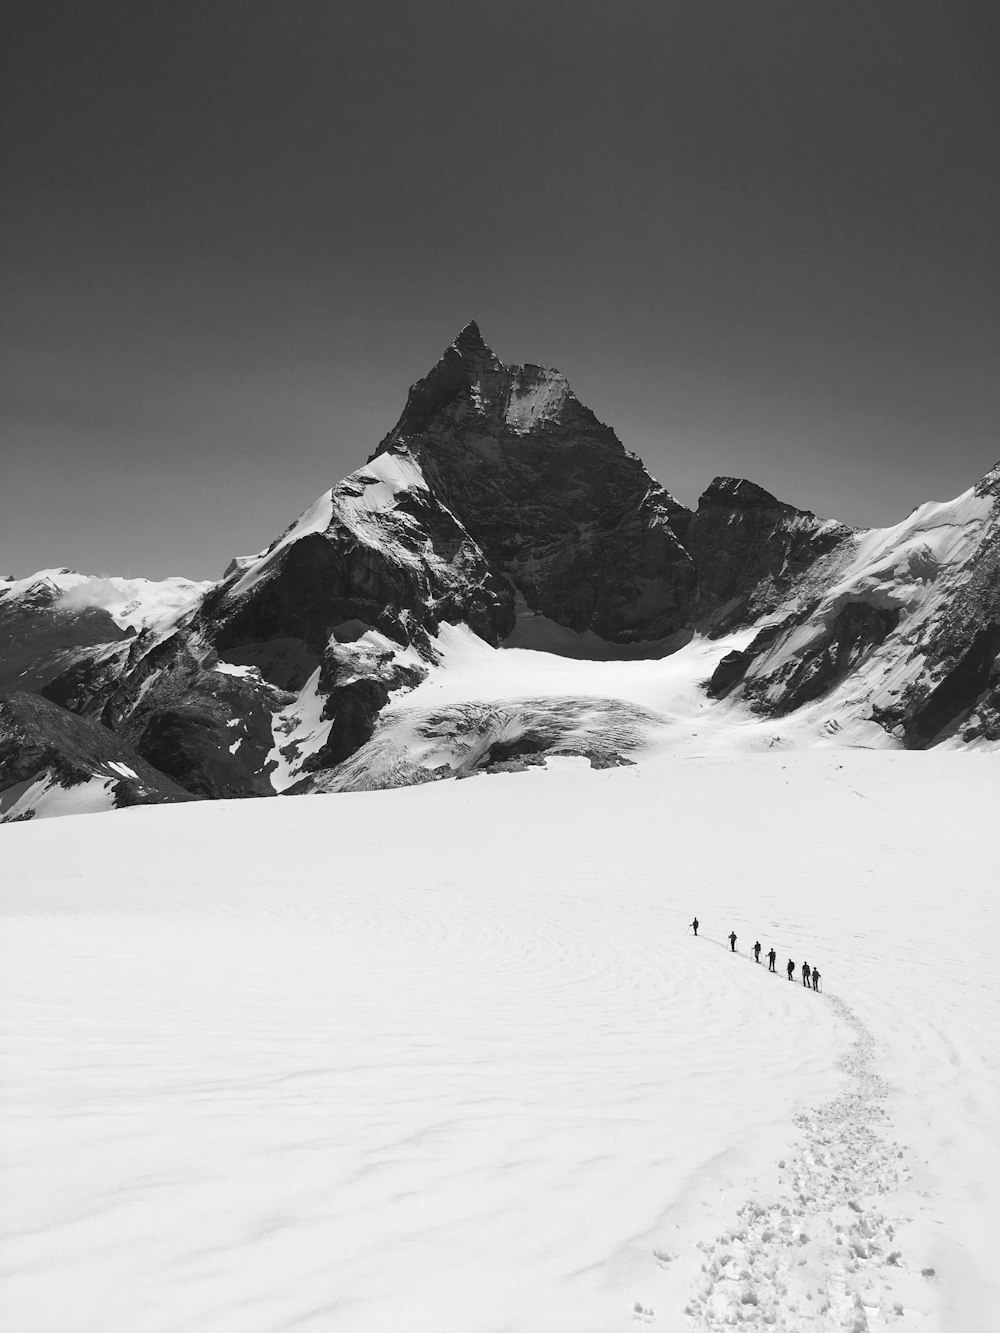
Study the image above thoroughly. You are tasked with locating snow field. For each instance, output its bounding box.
[2,749,999,1331]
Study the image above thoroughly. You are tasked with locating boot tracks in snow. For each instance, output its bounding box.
[678,995,914,1330]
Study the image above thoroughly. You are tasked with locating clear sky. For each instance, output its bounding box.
[2,1,997,580]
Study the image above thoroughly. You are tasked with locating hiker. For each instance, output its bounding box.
[767,947,776,972]
[753,940,761,963]
[786,958,795,981]
[802,962,811,987]
[812,967,821,992]
[691,917,699,936]
[729,931,737,952]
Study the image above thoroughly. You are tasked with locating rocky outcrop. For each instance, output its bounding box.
[43,628,287,800]
[373,322,696,643]
[686,477,852,632]
[6,329,1000,811]
[0,575,131,696]
[0,691,198,820]
[68,322,699,796]
[710,463,1000,743]
[37,441,516,798]
[743,599,902,715]
[199,448,515,680]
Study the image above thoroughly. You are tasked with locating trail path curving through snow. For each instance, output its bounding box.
[3,748,999,1331]
[684,995,915,1329]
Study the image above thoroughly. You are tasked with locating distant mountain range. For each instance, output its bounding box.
[3,323,998,820]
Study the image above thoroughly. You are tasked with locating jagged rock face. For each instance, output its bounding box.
[44,628,287,800]
[686,477,853,632]
[37,444,515,799]
[0,575,131,696]
[7,328,1000,810]
[0,691,198,821]
[711,463,1000,746]
[373,322,696,642]
[200,448,516,685]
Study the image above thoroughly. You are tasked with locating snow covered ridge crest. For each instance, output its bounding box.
[709,465,1000,747]
[3,327,1000,821]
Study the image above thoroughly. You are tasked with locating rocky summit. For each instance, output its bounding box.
[2,325,998,819]
[372,321,696,643]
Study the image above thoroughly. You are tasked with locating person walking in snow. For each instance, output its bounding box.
[802,962,811,987]
[691,917,699,936]
[812,967,821,992]
[786,958,795,981]
[767,947,777,972]
[753,940,761,963]
[729,931,737,952]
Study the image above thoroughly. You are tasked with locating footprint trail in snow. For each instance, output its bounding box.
[683,996,913,1330]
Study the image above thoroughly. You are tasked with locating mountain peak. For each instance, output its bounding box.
[447,319,502,375]
[451,319,485,351]
[700,477,787,510]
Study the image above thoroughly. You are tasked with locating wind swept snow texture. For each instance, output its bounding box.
[3,750,999,1332]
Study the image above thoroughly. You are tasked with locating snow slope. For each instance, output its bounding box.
[2,747,998,1332]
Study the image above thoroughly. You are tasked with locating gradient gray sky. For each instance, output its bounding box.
[3,1,998,579]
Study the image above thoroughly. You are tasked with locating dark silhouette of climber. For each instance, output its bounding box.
[729,931,737,952]
[802,962,811,987]
[767,948,776,972]
[786,958,795,981]
[753,941,761,963]
[812,968,821,992]
[691,917,699,936]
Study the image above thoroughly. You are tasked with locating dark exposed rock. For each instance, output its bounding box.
[707,621,790,698]
[373,322,696,643]
[686,477,853,632]
[743,600,902,716]
[713,463,1000,738]
[904,624,1000,745]
[300,632,428,771]
[0,578,131,696]
[7,333,1000,810]
[201,472,515,674]
[0,692,197,817]
[44,629,286,799]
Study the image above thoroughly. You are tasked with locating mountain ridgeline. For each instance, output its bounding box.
[2,323,998,819]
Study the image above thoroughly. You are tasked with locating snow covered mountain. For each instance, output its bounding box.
[708,465,1000,747]
[0,568,211,696]
[2,325,998,819]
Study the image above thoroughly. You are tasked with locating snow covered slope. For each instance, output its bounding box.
[2,750,998,1331]
[711,464,1000,746]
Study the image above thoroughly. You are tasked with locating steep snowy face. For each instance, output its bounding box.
[207,446,513,681]
[710,463,1000,746]
[374,322,696,643]
[128,446,514,795]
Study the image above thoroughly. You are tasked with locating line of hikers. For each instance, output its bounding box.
[689,919,821,991]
